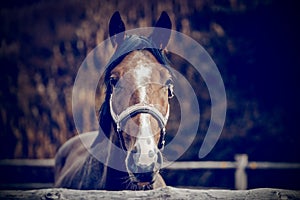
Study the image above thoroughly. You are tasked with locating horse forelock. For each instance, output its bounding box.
[104,34,172,86]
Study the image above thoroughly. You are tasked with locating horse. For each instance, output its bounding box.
[54,11,174,190]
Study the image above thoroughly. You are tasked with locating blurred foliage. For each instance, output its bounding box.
[0,0,299,169]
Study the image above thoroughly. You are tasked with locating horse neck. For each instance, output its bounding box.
[107,131,130,190]
[106,124,127,168]
[91,123,129,190]
[96,101,130,189]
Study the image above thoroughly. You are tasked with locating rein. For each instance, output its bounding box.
[109,94,169,151]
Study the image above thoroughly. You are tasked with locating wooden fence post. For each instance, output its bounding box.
[235,154,248,190]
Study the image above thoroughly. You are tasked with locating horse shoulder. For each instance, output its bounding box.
[54,131,98,188]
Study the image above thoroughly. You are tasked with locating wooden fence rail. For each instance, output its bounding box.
[1,154,300,190]
[0,159,54,167]
[166,154,300,190]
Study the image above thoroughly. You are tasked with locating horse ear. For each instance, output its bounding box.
[109,11,125,47]
[149,11,172,49]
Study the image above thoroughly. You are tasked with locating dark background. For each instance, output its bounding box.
[1,0,299,189]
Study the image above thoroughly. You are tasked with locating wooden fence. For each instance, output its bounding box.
[166,154,300,190]
[1,154,300,190]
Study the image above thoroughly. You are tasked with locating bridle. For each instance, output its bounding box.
[109,94,169,151]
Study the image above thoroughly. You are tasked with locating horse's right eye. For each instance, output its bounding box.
[110,77,118,86]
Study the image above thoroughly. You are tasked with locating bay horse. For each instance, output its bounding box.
[54,11,174,190]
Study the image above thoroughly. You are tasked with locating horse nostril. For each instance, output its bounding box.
[148,150,155,158]
[155,151,163,170]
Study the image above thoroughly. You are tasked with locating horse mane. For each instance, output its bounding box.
[98,34,172,138]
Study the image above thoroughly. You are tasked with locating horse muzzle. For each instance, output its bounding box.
[126,146,163,184]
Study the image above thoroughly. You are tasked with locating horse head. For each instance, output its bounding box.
[101,11,173,188]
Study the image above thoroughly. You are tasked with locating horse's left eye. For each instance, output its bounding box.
[165,79,173,85]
